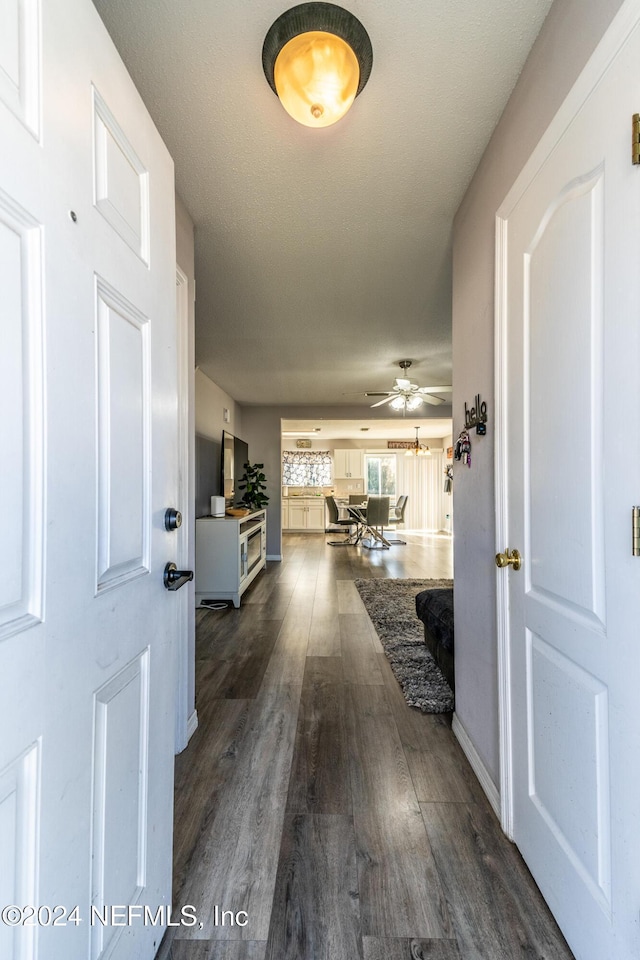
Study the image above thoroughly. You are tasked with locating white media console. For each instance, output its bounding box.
[195,509,267,608]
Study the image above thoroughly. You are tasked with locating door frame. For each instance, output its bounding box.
[494,0,640,839]
[175,264,195,752]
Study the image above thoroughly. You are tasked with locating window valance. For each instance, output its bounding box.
[282,450,332,486]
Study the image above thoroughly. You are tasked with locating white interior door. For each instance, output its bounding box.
[497,8,640,959]
[0,1,181,958]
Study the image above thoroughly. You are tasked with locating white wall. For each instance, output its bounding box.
[451,0,624,785]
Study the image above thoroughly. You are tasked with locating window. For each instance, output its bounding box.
[282,450,332,486]
[365,455,396,496]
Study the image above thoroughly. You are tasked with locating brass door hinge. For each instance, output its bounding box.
[633,114,640,164]
[633,506,640,556]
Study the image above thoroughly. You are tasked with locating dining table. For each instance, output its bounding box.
[347,503,391,548]
[337,500,367,520]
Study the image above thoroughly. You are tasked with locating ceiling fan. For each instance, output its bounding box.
[365,361,452,410]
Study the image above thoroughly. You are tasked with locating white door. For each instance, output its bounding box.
[497,8,640,959]
[0,1,182,958]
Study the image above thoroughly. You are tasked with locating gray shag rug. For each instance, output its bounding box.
[355,578,454,713]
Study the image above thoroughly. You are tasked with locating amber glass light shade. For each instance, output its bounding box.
[274,31,360,127]
[263,5,372,129]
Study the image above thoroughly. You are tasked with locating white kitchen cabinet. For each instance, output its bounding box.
[288,501,307,529]
[306,501,325,530]
[281,499,289,530]
[333,448,364,479]
[285,497,327,531]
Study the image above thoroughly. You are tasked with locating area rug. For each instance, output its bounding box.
[355,578,454,713]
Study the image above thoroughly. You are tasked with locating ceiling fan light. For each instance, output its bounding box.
[390,395,406,411]
[406,395,423,411]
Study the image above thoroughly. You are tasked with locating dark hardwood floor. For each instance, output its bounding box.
[158,532,574,960]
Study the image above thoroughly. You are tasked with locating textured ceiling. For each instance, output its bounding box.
[93,0,552,406]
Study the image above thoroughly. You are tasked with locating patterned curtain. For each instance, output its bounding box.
[282,451,332,486]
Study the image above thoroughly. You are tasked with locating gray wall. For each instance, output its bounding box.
[451,0,624,784]
[194,369,244,517]
[195,367,243,440]
[241,403,452,558]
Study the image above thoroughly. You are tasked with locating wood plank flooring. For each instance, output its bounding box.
[159,532,574,960]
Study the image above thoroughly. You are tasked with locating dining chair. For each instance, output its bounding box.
[360,495,390,549]
[325,495,359,546]
[385,494,408,544]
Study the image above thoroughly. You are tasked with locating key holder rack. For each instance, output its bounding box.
[464,393,488,435]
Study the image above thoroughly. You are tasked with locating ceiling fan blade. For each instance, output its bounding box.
[364,392,393,397]
[394,378,412,390]
[420,394,447,405]
[370,395,396,408]
[417,385,452,394]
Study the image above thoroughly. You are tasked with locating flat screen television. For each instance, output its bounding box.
[195,433,221,517]
[221,430,249,506]
[222,430,235,504]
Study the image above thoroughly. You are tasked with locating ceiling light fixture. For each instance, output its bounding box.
[390,393,424,412]
[405,426,431,457]
[262,2,373,128]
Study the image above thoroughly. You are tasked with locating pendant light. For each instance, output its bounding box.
[262,3,373,128]
[405,427,431,457]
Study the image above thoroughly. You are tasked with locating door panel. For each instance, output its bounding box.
[96,277,150,591]
[526,631,610,907]
[92,87,150,264]
[91,651,151,960]
[0,1,181,958]
[0,188,44,640]
[0,0,40,136]
[526,172,605,623]
[0,743,39,960]
[499,11,640,959]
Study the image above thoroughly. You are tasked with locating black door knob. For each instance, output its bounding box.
[163,562,194,591]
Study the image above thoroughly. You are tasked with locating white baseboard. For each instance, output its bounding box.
[187,709,198,742]
[452,712,500,818]
[266,554,282,561]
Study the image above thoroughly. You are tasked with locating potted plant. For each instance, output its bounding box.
[239,462,270,511]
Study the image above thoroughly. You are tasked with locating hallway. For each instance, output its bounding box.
[160,533,573,960]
